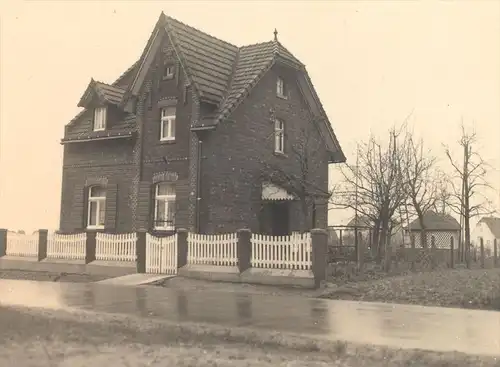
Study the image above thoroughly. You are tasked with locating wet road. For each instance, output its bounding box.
[1,279,499,357]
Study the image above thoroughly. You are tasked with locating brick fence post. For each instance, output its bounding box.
[0,229,7,257]
[136,230,146,274]
[38,229,48,261]
[494,238,498,268]
[311,228,328,289]
[177,228,188,269]
[85,231,96,264]
[237,229,252,274]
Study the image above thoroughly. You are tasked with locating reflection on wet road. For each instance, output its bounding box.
[1,279,499,356]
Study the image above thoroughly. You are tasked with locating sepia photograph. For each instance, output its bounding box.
[0,0,499,365]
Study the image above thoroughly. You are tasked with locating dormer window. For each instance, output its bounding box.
[276,77,286,98]
[163,64,174,80]
[93,106,107,131]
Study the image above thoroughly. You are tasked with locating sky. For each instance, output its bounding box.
[0,0,499,233]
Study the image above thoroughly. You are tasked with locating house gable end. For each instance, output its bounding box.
[473,222,494,243]
[296,71,345,163]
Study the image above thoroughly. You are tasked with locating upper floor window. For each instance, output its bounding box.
[274,118,285,154]
[276,77,286,98]
[154,182,176,230]
[163,64,174,80]
[160,107,176,141]
[93,107,107,131]
[87,185,106,229]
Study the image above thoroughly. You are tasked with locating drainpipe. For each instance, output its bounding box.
[195,139,202,233]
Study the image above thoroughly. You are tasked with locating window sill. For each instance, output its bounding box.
[154,227,175,232]
[274,151,288,158]
[159,138,176,144]
[93,128,106,132]
[162,75,174,81]
[86,226,104,231]
[276,94,288,100]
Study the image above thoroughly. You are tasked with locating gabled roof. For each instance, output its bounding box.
[216,41,304,123]
[77,79,126,107]
[123,13,344,162]
[478,217,500,238]
[69,13,345,162]
[347,215,373,228]
[67,60,139,126]
[128,13,304,109]
[165,15,238,104]
[408,211,460,231]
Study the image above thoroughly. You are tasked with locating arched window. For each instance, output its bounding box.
[154,182,176,230]
[87,185,106,229]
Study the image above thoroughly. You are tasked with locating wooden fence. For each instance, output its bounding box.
[146,233,178,274]
[187,233,238,266]
[250,232,312,270]
[47,233,86,260]
[327,227,499,275]
[5,231,38,257]
[1,228,325,283]
[96,233,137,262]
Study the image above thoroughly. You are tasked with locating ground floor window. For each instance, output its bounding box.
[154,182,176,230]
[88,185,106,229]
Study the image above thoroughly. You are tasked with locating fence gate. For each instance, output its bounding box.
[146,233,178,275]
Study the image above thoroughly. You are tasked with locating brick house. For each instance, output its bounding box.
[471,217,500,254]
[59,13,345,236]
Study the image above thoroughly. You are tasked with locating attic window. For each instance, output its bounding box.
[93,107,107,131]
[276,77,287,98]
[163,64,174,80]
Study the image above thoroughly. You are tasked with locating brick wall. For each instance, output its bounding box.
[59,30,195,234]
[60,37,333,235]
[134,33,194,232]
[200,63,330,234]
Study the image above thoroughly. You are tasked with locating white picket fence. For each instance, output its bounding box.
[47,233,86,260]
[5,231,39,257]
[250,232,312,270]
[187,233,238,266]
[96,232,137,262]
[146,233,178,274]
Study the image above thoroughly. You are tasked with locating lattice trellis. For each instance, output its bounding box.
[409,230,458,249]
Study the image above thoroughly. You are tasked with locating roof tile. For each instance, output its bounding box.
[94,82,126,105]
[408,211,460,231]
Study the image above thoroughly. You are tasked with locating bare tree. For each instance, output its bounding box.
[431,172,452,215]
[444,123,495,264]
[402,133,440,248]
[334,124,408,261]
[259,120,333,232]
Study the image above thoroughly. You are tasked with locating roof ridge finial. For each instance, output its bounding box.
[273,28,278,41]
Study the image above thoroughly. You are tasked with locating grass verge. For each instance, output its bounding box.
[320,268,500,310]
[0,305,497,366]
